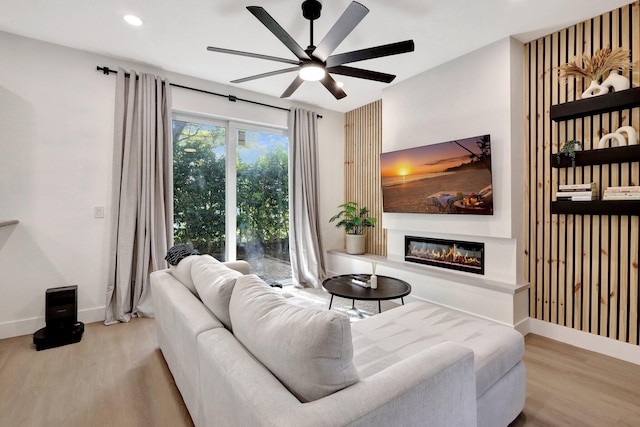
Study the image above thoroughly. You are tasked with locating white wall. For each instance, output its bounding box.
[382,37,525,283]
[0,31,344,339]
[382,37,524,247]
[326,37,528,327]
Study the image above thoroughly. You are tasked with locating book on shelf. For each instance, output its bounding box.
[557,195,598,201]
[602,193,640,200]
[604,186,640,193]
[558,182,597,191]
[555,190,598,198]
[603,186,640,200]
[556,188,598,194]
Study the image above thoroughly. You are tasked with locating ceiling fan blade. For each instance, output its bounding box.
[326,40,415,67]
[231,67,300,84]
[320,74,347,100]
[327,65,396,83]
[207,46,300,65]
[313,1,369,61]
[281,76,305,98]
[247,6,310,61]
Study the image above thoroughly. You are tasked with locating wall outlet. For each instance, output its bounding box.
[93,206,105,219]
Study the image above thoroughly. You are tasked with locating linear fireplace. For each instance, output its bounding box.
[405,236,485,275]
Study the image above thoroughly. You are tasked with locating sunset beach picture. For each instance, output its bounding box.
[380,134,493,215]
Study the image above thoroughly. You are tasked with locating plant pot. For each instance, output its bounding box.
[345,234,366,255]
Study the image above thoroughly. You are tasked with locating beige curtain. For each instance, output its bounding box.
[105,68,173,325]
[288,108,326,288]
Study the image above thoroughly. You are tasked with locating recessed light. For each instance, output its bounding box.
[123,14,143,26]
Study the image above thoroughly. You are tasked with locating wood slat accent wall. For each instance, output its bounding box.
[344,99,386,256]
[525,2,640,345]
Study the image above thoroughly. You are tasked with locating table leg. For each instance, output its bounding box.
[352,299,356,310]
[378,300,381,313]
[329,295,334,310]
[401,297,405,305]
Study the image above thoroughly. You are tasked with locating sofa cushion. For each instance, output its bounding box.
[191,255,242,330]
[350,301,524,397]
[222,260,251,275]
[169,255,200,295]
[229,275,360,403]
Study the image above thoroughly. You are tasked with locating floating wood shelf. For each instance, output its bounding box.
[550,87,640,121]
[551,200,640,215]
[552,144,640,167]
[550,90,640,216]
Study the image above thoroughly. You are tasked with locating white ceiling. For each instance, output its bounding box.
[0,0,632,112]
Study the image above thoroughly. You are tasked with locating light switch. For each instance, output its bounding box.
[93,206,105,218]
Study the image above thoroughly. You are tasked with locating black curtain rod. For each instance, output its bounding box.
[96,66,322,118]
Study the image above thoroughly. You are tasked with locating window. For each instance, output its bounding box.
[172,114,291,283]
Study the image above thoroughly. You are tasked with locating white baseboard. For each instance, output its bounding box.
[78,307,106,324]
[513,317,529,335]
[525,318,640,365]
[0,307,105,340]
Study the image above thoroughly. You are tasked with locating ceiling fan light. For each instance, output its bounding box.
[299,63,326,81]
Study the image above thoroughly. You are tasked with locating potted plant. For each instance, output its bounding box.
[329,201,376,255]
[557,140,582,167]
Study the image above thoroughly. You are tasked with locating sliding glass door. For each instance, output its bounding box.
[235,125,290,282]
[172,116,227,260]
[172,114,291,283]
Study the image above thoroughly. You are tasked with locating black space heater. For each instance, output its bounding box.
[33,285,84,351]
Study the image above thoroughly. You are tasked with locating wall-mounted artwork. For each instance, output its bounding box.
[381,134,493,215]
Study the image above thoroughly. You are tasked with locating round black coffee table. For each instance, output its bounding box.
[322,274,411,313]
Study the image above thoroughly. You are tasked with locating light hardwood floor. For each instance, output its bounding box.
[511,334,640,427]
[1,319,639,427]
[0,319,192,427]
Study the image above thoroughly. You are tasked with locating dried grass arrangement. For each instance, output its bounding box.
[557,47,631,83]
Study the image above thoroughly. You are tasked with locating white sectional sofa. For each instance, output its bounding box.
[150,254,525,427]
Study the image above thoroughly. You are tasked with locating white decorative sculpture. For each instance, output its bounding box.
[598,132,627,148]
[601,70,631,92]
[615,126,638,146]
[581,81,609,99]
[559,47,632,99]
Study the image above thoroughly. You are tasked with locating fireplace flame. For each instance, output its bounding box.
[408,243,481,267]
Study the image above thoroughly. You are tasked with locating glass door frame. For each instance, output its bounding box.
[172,111,288,262]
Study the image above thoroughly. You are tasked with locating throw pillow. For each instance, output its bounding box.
[229,275,360,402]
[165,244,199,266]
[191,255,242,330]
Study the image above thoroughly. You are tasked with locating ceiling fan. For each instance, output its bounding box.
[206,0,415,100]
